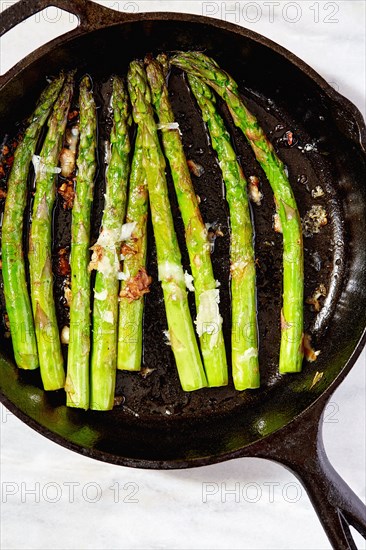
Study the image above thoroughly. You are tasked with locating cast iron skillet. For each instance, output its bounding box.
[0,1,365,548]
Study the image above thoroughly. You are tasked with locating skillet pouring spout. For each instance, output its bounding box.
[0,1,365,549]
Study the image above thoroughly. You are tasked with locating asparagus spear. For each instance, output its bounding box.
[28,73,74,390]
[117,127,150,372]
[89,77,131,410]
[65,76,97,409]
[172,52,304,374]
[2,74,64,370]
[145,56,227,387]
[188,74,259,390]
[127,60,207,391]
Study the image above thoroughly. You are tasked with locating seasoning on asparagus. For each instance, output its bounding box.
[188,74,259,390]
[65,76,97,409]
[145,55,227,387]
[117,127,150,372]
[127,60,207,391]
[89,76,131,410]
[28,72,74,390]
[172,52,304,374]
[2,74,64,371]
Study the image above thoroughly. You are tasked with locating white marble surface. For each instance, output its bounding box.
[0,1,365,549]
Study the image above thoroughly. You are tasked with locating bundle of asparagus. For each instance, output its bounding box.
[172,52,304,374]
[145,55,227,388]
[187,74,259,391]
[127,60,207,392]
[1,51,307,411]
[2,74,65,372]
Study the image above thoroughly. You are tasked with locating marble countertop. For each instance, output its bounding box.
[0,1,365,549]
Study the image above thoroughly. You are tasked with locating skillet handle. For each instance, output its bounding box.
[0,0,129,38]
[252,397,366,549]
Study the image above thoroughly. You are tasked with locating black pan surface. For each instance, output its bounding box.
[0,11,365,470]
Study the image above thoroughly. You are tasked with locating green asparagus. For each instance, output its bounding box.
[145,56,227,387]
[172,52,304,374]
[2,74,64,370]
[28,73,74,390]
[188,74,259,390]
[117,127,150,372]
[89,77,131,410]
[66,76,97,409]
[127,60,207,391]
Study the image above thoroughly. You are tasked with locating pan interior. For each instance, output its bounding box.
[0,18,365,466]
